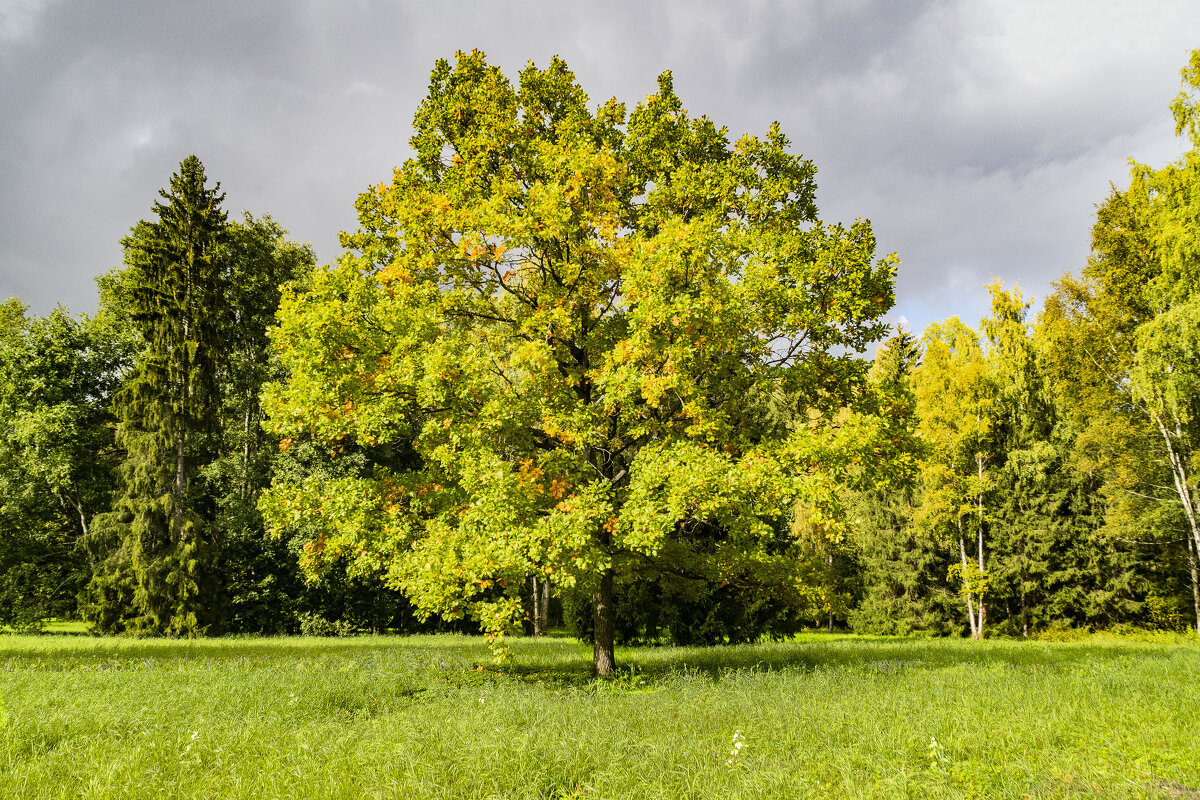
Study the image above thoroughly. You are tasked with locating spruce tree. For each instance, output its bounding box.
[851,332,963,635]
[86,156,229,634]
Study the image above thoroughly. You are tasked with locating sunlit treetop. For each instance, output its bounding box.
[263,50,899,674]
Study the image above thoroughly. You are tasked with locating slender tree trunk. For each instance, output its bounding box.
[174,435,187,543]
[958,521,978,639]
[1186,534,1200,636]
[593,567,615,676]
[55,490,90,542]
[56,490,94,567]
[976,453,986,639]
[525,574,550,636]
[1153,412,1200,635]
[827,552,835,632]
[1021,583,1028,638]
[72,497,89,542]
[537,576,550,636]
[241,402,252,501]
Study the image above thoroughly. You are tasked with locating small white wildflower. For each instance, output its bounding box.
[928,735,948,770]
[727,729,746,764]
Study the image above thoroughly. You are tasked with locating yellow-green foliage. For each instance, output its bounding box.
[259,51,900,662]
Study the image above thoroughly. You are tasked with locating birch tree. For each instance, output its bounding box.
[913,318,994,638]
[1042,49,1200,633]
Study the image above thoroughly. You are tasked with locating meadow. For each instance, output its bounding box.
[0,629,1197,799]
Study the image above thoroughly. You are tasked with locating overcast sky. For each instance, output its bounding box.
[2,1,1198,339]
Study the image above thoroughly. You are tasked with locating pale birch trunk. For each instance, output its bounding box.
[976,453,986,639]
[958,518,978,638]
[1152,410,1200,635]
[1186,534,1200,635]
[242,403,252,501]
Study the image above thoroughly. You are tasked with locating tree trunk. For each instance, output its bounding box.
[241,402,252,501]
[525,574,551,636]
[174,435,187,544]
[1153,412,1200,635]
[1187,531,1200,636]
[74,497,94,567]
[537,576,551,636]
[976,453,986,639]
[593,567,616,676]
[827,552,835,632]
[958,522,978,639]
[1021,584,1028,638]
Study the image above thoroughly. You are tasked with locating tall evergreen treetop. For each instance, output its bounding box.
[87,155,230,635]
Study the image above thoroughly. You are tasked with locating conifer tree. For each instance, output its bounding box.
[851,332,962,635]
[86,155,229,634]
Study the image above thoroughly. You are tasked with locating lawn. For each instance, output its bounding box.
[0,630,1197,799]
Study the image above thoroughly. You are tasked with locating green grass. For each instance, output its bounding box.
[0,631,1197,798]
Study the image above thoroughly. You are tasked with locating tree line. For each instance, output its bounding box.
[1,158,420,636]
[2,50,1198,673]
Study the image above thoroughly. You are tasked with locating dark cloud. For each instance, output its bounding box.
[2,0,1197,340]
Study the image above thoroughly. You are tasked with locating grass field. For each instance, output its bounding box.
[0,630,1197,799]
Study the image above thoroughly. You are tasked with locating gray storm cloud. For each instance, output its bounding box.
[1,0,1197,338]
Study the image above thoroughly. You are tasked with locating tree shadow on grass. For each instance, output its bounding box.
[502,631,1200,687]
[0,630,1193,688]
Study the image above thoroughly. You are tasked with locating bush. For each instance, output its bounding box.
[297,612,355,637]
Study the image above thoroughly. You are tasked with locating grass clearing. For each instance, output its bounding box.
[0,632,1197,798]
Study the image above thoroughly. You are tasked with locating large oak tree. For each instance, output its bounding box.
[262,52,897,673]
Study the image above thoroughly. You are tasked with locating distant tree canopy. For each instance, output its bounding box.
[0,300,130,629]
[851,49,1200,639]
[1056,49,1200,633]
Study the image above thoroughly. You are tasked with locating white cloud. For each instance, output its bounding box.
[0,0,53,43]
[346,81,384,97]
